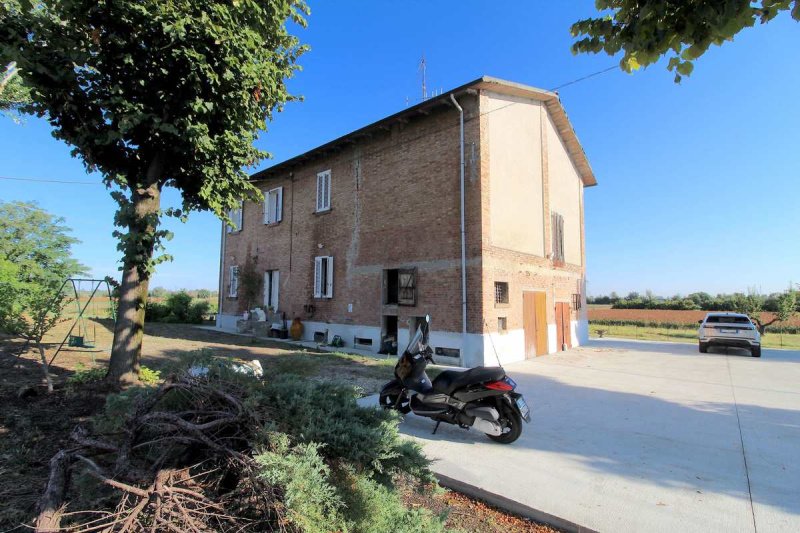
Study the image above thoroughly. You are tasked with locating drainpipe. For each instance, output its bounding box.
[217,219,226,329]
[450,94,467,366]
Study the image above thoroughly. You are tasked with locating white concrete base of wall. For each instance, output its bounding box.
[214,314,589,368]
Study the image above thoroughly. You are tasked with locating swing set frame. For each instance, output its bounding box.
[48,278,116,366]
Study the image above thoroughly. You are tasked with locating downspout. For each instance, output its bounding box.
[217,219,226,329]
[450,94,467,366]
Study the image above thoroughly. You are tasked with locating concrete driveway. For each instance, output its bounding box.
[387,339,800,532]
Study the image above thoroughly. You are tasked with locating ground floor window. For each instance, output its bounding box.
[228,266,239,297]
[264,270,279,311]
[314,256,333,298]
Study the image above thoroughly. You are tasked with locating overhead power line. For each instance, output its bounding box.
[0,175,101,185]
[549,65,620,92]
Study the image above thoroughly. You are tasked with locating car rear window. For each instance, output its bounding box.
[706,316,752,324]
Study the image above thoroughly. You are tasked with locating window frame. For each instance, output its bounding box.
[226,201,244,233]
[316,170,331,212]
[228,265,239,297]
[498,316,508,334]
[263,187,283,225]
[494,281,509,306]
[313,256,334,299]
[551,212,565,264]
[264,270,280,310]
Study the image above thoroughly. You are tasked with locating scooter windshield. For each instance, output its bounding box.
[403,326,423,356]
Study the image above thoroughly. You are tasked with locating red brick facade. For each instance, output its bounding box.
[218,77,594,365]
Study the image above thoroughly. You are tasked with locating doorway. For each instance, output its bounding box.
[380,315,398,355]
[523,291,548,358]
[555,302,571,351]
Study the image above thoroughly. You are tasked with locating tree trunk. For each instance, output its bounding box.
[107,173,162,385]
[35,342,54,393]
[35,449,71,532]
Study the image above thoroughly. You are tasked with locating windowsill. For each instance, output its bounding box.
[313,208,332,216]
[498,330,508,335]
[314,296,333,300]
[227,296,238,299]
[226,230,242,235]
[494,303,510,309]
[263,221,282,227]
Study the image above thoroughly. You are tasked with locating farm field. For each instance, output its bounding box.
[588,307,800,327]
[588,323,800,350]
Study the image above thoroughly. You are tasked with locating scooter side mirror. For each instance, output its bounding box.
[422,315,431,344]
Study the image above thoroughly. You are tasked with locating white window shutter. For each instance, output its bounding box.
[272,270,280,310]
[316,174,323,212]
[276,187,283,222]
[313,257,322,298]
[263,193,269,224]
[263,271,270,306]
[325,256,334,298]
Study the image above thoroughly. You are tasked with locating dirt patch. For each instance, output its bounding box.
[403,482,560,533]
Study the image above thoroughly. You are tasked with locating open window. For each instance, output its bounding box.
[384,268,416,306]
[264,270,280,310]
[226,201,243,233]
[264,187,283,224]
[228,266,239,297]
[316,170,331,212]
[314,256,333,298]
[551,212,565,263]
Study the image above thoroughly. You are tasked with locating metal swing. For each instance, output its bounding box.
[49,278,116,366]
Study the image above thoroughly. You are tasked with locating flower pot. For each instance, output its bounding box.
[289,318,304,341]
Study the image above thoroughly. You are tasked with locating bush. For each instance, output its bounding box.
[145,291,210,323]
[82,358,441,533]
[259,375,432,484]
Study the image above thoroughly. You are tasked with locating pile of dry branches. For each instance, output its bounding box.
[35,374,286,532]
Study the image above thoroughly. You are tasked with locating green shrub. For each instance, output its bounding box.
[145,291,209,324]
[66,364,105,386]
[139,366,161,384]
[259,375,432,484]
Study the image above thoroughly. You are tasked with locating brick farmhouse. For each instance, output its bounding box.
[216,76,597,367]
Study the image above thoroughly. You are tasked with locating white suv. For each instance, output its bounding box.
[698,313,761,357]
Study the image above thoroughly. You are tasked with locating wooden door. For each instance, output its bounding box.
[523,291,548,358]
[555,302,571,351]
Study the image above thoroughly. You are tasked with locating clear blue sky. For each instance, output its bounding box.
[1,1,798,296]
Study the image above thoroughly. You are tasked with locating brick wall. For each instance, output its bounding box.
[221,94,485,335]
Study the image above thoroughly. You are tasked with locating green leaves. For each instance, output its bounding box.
[1,0,307,275]
[571,0,799,82]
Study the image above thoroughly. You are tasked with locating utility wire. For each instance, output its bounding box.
[0,65,620,187]
[550,65,620,92]
[0,175,101,185]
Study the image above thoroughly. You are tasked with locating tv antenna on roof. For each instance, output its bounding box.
[419,53,427,101]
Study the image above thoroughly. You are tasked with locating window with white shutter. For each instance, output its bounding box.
[264,187,283,224]
[229,266,239,297]
[226,201,243,233]
[313,256,333,298]
[316,170,331,212]
[263,270,280,310]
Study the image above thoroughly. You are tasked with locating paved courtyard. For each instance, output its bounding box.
[385,339,800,532]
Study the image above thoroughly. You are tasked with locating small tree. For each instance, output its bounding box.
[238,254,262,313]
[731,288,797,335]
[1,282,69,392]
[0,202,86,391]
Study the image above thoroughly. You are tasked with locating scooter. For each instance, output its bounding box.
[379,315,530,444]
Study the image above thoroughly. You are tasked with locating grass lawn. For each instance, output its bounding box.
[589,323,800,350]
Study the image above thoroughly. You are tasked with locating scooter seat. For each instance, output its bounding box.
[432,366,506,395]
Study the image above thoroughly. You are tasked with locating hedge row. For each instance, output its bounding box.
[589,319,800,335]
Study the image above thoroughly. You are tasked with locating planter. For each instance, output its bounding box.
[289,318,303,341]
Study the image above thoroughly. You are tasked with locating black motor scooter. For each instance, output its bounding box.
[379,315,530,444]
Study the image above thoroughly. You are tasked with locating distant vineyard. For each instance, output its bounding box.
[589,308,800,333]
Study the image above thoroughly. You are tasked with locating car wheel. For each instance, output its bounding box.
[699,342,708,353]
[751,346,761,358]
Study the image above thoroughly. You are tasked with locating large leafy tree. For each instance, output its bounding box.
[1,1,307,384]
[0,61,30,118]
[572,1,800,81]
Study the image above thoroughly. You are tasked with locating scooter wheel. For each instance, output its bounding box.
[487,405,522,444]
[379,393,410,414]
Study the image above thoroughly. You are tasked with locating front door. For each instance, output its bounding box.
[523,291,548,358]
[555,302,571,351]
